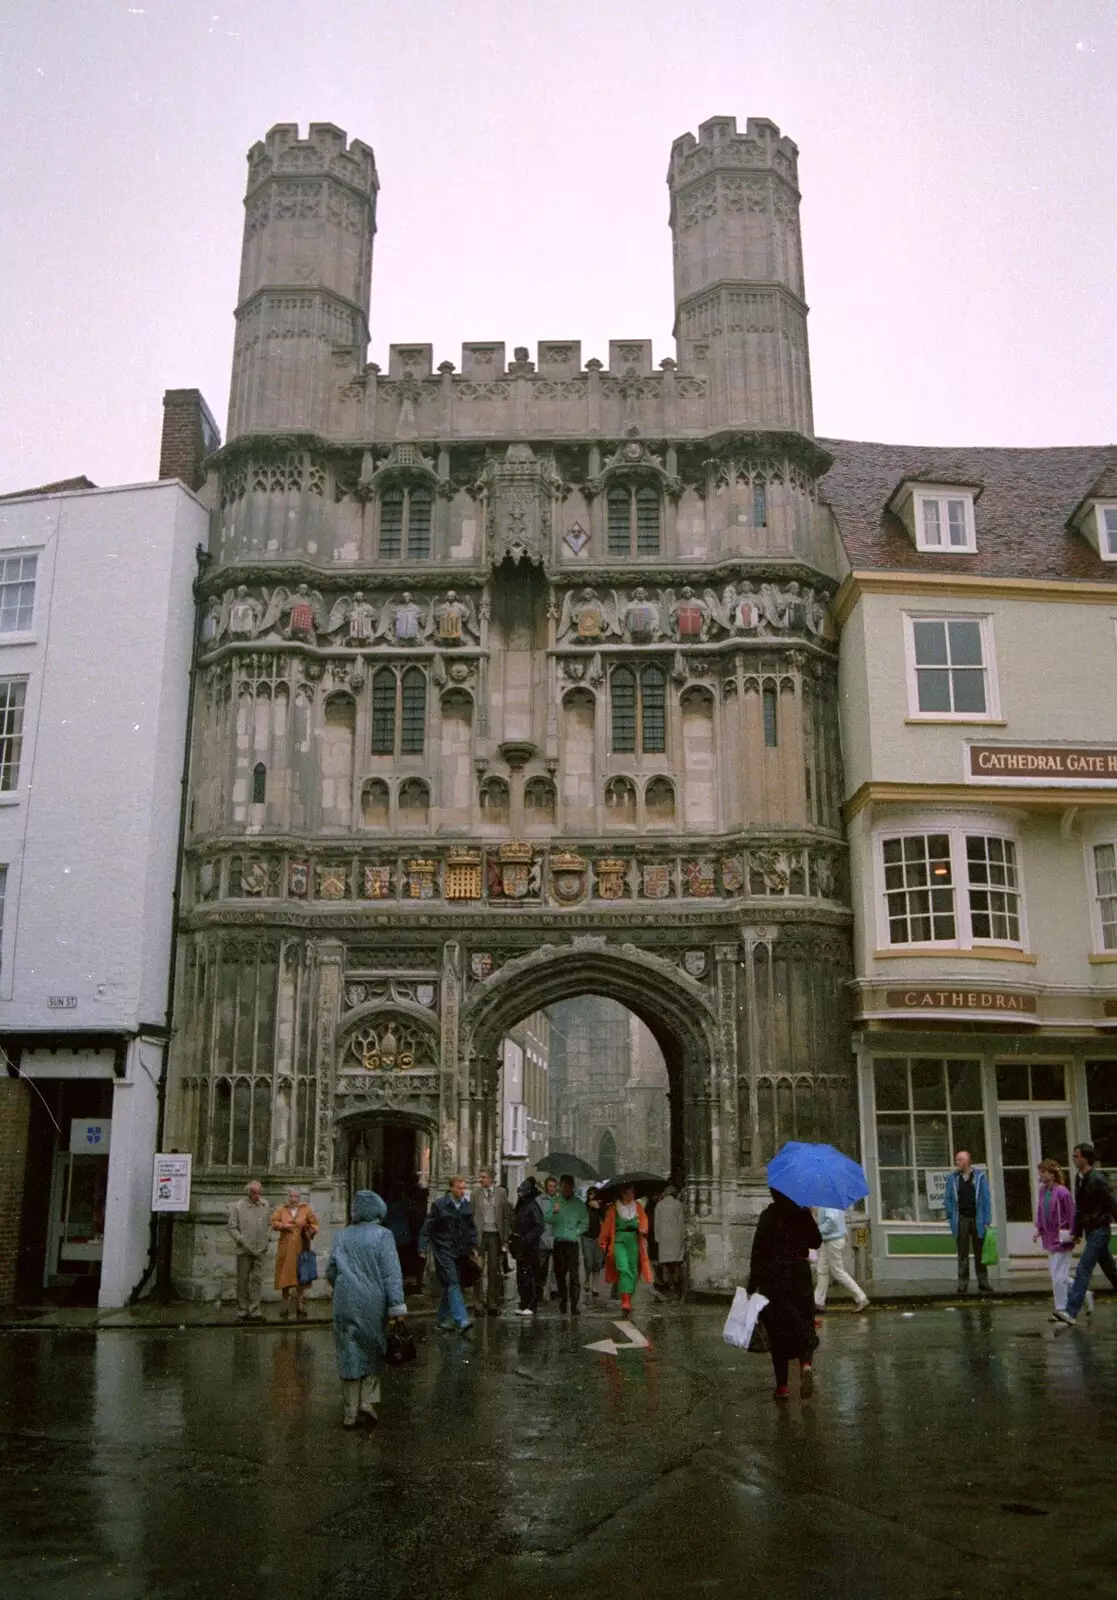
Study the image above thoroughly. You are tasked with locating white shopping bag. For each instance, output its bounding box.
[722,1286,768,1350]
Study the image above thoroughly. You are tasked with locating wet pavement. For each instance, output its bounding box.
[1,1300,1115,1600]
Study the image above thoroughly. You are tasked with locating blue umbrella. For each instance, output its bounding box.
[766,1141,869,1209]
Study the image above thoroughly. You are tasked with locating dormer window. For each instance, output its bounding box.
[1099,505,1117,561]
[918,494,972,551]
[887,479,980,555]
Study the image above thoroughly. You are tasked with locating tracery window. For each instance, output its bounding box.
[378,485,433,560]
[606,484,661,556]
[610,665,666,754]
[371,667,427,757]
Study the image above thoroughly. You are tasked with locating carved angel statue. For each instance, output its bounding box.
[700,587,740,637]
[665,585,710,641]
[802,586,834,639]
[258,583,326,643]
[376,591,428,645]
[622,587,663,641]
[732,582,763,633]
[557,586,621,644]
[209,585,264,642]
[432,589,479,645]
[322,590,379,645]
[758,582,793,633]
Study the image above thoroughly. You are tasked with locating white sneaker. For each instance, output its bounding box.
[515,1307,532,1317]
[1085,1292,1095,1316]
[855,1298,870,1311]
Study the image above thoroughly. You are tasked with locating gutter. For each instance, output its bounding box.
[128,540,209,1304]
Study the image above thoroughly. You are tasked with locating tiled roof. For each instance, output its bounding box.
[819,439,1117,582]
[0,475,97,501]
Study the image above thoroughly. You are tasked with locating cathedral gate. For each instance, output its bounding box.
[166,115,854,1294]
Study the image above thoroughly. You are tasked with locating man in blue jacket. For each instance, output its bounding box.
[943,1149,993,1294]
[418,1175,479,1334]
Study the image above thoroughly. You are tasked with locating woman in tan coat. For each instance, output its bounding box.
[271,1187,319,1320]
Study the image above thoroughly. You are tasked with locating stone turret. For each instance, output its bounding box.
[668,115,813,436]
[227,123,378,440]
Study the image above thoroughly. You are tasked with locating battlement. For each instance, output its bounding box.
[246,122,379,198]
[384,341,669,380]
[668,115,798,190]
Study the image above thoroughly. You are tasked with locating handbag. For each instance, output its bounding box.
[722,1286,769,1352]
[980,1225,999,1267]
[385,1322,417,1366]
[1058,1227,1073,1246]
[296,1247,318,1285]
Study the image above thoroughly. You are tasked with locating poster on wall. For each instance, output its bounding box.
[925,1166,987,1211]
[151,1153,192,1212]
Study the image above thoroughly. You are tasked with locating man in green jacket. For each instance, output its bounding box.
[551,1175,590,1315]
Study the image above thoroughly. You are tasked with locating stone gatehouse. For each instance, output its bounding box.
[165,115,853,1294]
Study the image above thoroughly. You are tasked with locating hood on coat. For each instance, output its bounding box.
[351,1190,387,1224]
[517,1177,540,1201]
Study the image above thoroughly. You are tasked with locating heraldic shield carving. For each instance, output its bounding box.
[550,851,587,903]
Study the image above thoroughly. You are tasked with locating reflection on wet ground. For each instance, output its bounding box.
[1,1304,1114,1599]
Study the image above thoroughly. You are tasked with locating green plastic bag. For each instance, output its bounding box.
[981,1226,999,1267]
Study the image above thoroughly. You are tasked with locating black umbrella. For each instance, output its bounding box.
[535,1151,599,1181]
[595,1171,668,1201]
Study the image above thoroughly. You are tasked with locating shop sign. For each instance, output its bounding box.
[152,1153,192,1212]
[925,1170,950,1210]
[885,988,1037,1015]
[967,743,1117,785]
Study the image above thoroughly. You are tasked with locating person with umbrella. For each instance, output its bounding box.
[750,1142,869,1401]
[598,1176,657,1317]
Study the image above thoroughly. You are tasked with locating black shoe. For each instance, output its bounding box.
[978,1283,995,1295]
[571,1305,580,1317]
[558,1301,568,1314]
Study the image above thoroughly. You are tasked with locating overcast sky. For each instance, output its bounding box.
[0,0,1113,493]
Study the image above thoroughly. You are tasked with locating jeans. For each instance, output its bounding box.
[438,1281,469,1327]
[1066,1227,1117,1317]
[956,1215,989,1288]
[553,1240,581,1310]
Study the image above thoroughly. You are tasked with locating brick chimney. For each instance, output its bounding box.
[159,388,221,491]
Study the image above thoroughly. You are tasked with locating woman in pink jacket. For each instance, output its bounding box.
[1033,1158,1076,1318]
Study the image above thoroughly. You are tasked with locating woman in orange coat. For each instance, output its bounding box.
[271,1186,319,1320]
[598,1185,653,1317]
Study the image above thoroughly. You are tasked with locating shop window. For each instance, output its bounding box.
[873,1056,985,1223]
[1085,1061,1117,1166]
[995,1062,1068,1102]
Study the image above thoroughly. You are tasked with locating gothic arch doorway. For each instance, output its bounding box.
[459,943,719,1215]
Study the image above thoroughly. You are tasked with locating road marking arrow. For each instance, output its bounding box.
[585,1319,650,1356]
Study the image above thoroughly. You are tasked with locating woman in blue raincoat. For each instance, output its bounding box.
[326,1190,408,1427]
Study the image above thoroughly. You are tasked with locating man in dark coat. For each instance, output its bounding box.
[1055,1143,1117,1325]
[418,1175,479,1334]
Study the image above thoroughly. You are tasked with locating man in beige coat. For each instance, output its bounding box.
[228,1180,271,1321]
[471,1170,511,1315]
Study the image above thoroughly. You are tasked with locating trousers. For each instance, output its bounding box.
[956,1216,989,1288]
[480,1231,505,1311]
[516,1247,541,1310]
[553,1240,581,1310]
[235,1252,264,1315]
[1046,1248,1073,1311]
[813,1238,868,1308]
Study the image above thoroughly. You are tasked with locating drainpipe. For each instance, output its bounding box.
[129,538,209,1305]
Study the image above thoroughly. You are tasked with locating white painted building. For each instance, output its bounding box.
[0,474,208,1307]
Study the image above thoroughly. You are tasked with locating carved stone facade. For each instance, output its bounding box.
[165,117,853,1295]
